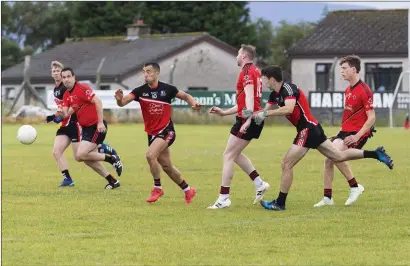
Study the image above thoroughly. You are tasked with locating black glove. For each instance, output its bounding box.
[46,114,56,123]
[369,126,377,139]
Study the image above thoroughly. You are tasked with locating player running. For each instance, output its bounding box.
[207,44,270,209]
[114,62,201,204]
[314,55,377,207]
[56,67,123,189]
[46,61,119,187]
[250,65,393,211]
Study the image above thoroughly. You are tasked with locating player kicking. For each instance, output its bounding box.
[314,55,377,207]
[250,65,393,211]
[46,61,118,187]
[114,62,201,204]
[56,67,123,189]
[207,44,270,209]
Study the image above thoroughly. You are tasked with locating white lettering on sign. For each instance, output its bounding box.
[309,92,410,109]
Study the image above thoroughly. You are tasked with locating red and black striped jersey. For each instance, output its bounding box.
[268,82,318,131]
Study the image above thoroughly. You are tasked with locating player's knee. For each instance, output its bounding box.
[281,160,292,171]
[76,150,87,162]
[329,152,344,163]
[52,148,63,159]
[146,152,157,164]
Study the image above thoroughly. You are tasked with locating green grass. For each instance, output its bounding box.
[2,123,410,265]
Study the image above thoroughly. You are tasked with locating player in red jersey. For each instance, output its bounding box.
[114,62,202,204]
[314,55,377,207]
[57,68,123,189]
[45,61,120,187]
[251,65,393,211]
[207,44,270,209]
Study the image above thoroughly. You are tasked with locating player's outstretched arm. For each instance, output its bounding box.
[176,90,202,110]
[253,99,296,125]
[115,88,135,107]
[209,105,238,116]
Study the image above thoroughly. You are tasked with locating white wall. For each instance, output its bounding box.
[122,41,239,91]
[291,57,409,92]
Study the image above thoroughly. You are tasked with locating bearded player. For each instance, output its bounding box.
[114,62,202,204]
[46,61,119,187]
[207,44,270,209]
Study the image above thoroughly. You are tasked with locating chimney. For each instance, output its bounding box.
[126,17,151,38]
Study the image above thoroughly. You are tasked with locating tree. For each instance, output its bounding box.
[268,20,315,72]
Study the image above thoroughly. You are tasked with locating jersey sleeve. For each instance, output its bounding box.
[130,87,141,101]
[361,89,374,111]
[282,83,297,100]
[268,92,276,105]
[78,84,95,103]
[168,85,179,99]
[62,91,70,107]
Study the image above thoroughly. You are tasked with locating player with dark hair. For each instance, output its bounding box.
[314,55,377,207]
[251,65,393,211]
[114,62,202,204]
[46,61,119,187]
[207,44,270,209]
[56,67,123,189]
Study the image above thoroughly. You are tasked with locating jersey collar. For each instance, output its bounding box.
[242,62,253,69]
[350,79,362,90]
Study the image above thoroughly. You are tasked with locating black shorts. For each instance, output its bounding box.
[335,131,369,149]
[230,116,264,141]
[56,121,81,143]
[81,120,107,145]
[148,121,176,147]
[293,124,327,149]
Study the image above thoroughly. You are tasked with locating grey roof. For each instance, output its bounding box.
[287,9,408,58]
[1,32,237,84]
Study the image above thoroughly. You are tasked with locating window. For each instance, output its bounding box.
[34,86,46,102]
[100,85,111,90]
[315,63,332,91]
[5,87,16,100]
[365,63,402,92]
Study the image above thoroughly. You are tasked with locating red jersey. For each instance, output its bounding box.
[54,82,77,127]
[236,63,262,118]
[130,81,178,135]
[341,80,374,133]
[62,82,98,127]
[268,82,318,131]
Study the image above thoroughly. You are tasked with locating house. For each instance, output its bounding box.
[287,9,409,94]
[1,19,240,109]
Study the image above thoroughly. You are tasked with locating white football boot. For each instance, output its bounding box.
[253,182,270,204]
[314,197,334,207]
[345,184,364,206]
[207,198,232,209]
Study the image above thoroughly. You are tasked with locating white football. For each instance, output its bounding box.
[17,125,37,145]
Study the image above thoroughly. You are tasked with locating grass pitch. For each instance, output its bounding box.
[2,123,410,265]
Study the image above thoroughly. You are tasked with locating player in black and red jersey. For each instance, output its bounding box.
[315,55,377,208]
[207,44,270,209]
[57,68,123,189]
[251,65,393,211]
[46,61,119,187]
[114,62,202,204]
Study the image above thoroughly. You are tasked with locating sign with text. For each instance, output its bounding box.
[309,92,410,109]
